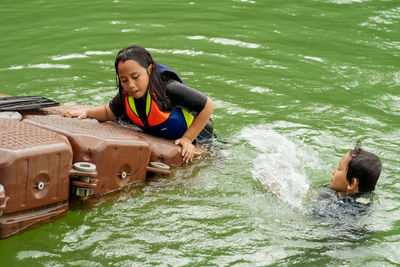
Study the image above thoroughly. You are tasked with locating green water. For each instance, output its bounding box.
[1,0,399,265]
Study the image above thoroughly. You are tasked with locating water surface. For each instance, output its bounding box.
[1,0,399,265]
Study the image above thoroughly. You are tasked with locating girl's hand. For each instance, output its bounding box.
[175,136,195,163]
[62,108,88,120]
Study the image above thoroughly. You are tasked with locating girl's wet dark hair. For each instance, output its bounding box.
[346,141,382,192]
[115,45,170,111]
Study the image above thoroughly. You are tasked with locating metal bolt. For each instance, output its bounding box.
[37,182,45,190]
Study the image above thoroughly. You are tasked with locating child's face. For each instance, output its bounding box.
[117,60,152,99]
[331,152,351,193]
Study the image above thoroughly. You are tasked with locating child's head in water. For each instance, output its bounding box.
[331,142,382,194]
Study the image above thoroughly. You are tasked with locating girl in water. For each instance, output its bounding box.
[63,45,215,163]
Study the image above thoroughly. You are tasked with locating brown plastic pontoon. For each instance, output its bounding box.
[0,98,207,238]
[23,115,152,198]
[0,119,72,238]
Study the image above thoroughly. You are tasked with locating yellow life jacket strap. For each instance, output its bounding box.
[146,90,151,116]
[127,95,139,117]
[181,109,194,129]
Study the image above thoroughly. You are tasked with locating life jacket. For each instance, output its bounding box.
[124,63,194,140]
[157,62,185,84]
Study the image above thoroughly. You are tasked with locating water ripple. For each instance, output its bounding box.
[187,35,261,49]
[8,63,71,70]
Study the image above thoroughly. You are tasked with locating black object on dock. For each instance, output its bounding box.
[0,96,60,111]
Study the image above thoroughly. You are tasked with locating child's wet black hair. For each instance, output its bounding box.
[346,141,382,192]
[114,45,171,111]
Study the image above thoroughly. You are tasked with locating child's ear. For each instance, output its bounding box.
[347,178,359,193]
[147,64,153,75]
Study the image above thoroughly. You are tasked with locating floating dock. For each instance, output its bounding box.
[0,98,207,238]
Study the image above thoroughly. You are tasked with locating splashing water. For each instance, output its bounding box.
[240,126,312,210]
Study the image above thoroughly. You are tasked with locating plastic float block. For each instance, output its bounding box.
[23,115,152,197]
[0,119,72,238]
[106,121,208,167]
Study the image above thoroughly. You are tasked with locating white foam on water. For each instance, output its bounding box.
[303,56,325,63]
[110,21,126,24]
[171,49,203,56]
[84,51,113,55]
[250,86,272,94]
[330,0,367,3]
[232,0,256,3]
[209,37,260,49]
[51,54,88,60]
[74,27,89,31]
[187,36,261,49]
[121,29,136,32]
[239,127,311,210]
[180,72,194,76]
[150,45,226,59]
[8,65,24,70]
[148,48,203,56]
[263,64,287,69]
[16,250,60,260]
[187,35,206,40]
[50,51,113,61]
[28,63,71,69]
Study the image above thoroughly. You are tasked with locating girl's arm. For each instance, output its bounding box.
[63,104,116,121]
[175,97,214,162]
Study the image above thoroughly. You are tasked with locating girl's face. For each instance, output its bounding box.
[331,152,351,192]
[118,60,152,99]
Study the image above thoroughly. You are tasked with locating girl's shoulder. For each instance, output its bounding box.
[164,80,207,113]
[161,70,182,84]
